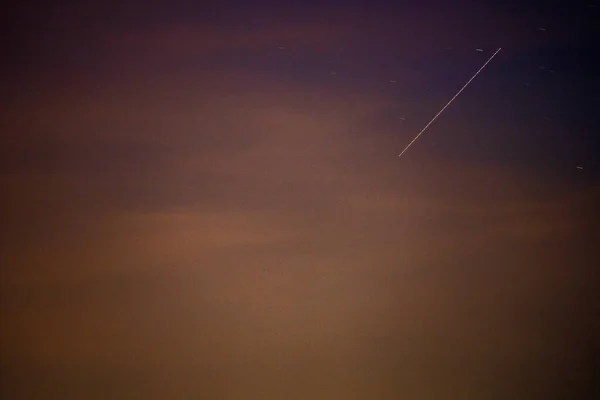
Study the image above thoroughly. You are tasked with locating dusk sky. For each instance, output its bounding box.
[1,1,599,398]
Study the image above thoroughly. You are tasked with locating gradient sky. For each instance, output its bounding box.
[1,1,599,399]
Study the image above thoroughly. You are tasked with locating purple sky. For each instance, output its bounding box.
[1,1,599,398]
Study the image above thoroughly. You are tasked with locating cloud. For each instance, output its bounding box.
[2,33,598,398]
[111,20,352,57]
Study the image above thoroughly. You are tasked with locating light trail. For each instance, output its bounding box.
[398,47,502,158]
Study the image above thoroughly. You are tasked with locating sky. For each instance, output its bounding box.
[1,1,599,398]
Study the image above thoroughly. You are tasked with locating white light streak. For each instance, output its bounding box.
[398,47,502,158]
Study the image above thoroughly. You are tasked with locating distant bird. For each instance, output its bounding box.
[538,27,547,31]
[389,80,397,83]
[576,165,584,170]
[476,48,484,52]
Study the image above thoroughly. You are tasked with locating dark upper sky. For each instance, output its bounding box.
[1,1,599,399]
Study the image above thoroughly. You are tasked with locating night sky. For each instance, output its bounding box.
[1,1,599,398]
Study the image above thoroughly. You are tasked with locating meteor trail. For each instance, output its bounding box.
[398,47,502,158]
